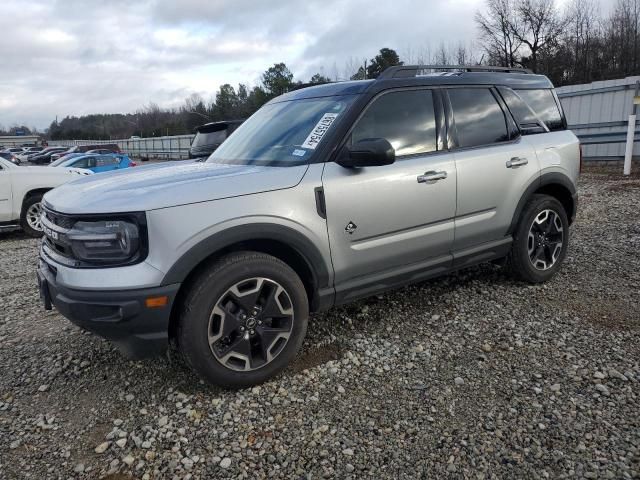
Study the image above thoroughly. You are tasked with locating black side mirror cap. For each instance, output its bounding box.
[338,138,396,168]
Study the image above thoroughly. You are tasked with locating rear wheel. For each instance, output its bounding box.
[178,251,308,388]
[20,194,44,238]
[509,194,569,283]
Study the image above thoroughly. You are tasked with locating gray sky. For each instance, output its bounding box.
[2,0,489,130]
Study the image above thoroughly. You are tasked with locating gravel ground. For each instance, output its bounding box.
[0,167,639,479]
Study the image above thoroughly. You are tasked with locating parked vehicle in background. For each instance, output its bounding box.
[49,153,136,173]
[2,147,26,155]
[22,146,43,154]
[50,144,121,162]
[189,120,243,159]
[28,147,69,165]
[0,157,92,236]
[0,152,21,165]
[15,146,44,162]
[37,65,579,388]
[52,148,122,165]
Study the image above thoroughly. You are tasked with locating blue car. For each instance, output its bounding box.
[49,153,136,173]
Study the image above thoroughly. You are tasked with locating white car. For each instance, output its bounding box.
[0,157,92,236]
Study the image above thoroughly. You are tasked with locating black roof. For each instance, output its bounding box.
[272,65,554,103]
[195,120,244,133]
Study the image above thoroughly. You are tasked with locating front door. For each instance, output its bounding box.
[322,88,457,300]
[0,162,13,222]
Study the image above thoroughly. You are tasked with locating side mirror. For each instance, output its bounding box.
[338,138,395,168]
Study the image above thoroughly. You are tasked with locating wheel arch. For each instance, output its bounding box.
[21,188,50,210]
[508,172,577,235]
[164,223,333,344]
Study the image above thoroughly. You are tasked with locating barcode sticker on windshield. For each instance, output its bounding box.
[301,113,339,150]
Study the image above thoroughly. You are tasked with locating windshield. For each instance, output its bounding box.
[193,129,227,148]
[49,156,70,166]
[207,95,354,166]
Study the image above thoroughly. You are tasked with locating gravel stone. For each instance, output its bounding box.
[95,442,111,454]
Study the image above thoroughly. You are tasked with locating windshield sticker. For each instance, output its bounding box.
[292,149,306,157]
[301,113,339,150]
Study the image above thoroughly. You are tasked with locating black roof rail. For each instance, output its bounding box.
[378,65,533,79]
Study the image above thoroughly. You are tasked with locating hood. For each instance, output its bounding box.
[43,161,308,214]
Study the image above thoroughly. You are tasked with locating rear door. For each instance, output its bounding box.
[446,87,539,252]
[322,88,457,297]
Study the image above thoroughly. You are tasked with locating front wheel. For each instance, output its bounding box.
[178,252,308,388]
[509,194,570,283]
[20,194,44,238]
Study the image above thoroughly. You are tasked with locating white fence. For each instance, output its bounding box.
[557,76,640,160]
[50,134,195,160]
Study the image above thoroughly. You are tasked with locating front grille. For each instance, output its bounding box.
[42,206,76,261]
[43,208,75,229]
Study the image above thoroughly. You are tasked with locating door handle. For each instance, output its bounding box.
[417,171,447,183]
[506,157,528,168]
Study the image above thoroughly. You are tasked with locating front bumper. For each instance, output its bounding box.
[37,259,180,359]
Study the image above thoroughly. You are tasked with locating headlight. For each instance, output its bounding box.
[66,220,141,264]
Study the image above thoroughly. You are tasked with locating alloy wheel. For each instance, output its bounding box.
[208,277,294,371]
[26,202,43,232]
[527,209,564,271]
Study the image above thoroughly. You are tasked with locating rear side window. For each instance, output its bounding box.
[448,88,509,148]
[352,89,437,156]
[515,89,564,131]
[96,156,118,166]
[498,87,542,131]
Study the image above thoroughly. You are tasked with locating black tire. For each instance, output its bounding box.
[177,251,308,388]
[509,194,569,283]
[20,194,44,238]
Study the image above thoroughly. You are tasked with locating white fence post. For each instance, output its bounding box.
[625,81,639,176]
[624,114,635,176]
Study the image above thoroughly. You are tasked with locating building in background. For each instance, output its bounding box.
[0,135,41,147]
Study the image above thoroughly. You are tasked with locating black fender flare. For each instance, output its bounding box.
[161,222,332,295]
[507,172,577,234]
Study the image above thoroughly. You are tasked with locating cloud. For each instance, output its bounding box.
[1,0,483,130]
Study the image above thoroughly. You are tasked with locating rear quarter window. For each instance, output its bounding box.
[515,89,564,131]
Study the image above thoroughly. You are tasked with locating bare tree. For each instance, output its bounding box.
[511,0,566,72]
[476,0,522,67]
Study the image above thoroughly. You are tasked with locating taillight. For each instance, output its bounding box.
[579,143,583,173]
[130,162,137,167]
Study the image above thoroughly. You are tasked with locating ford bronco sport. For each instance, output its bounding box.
[37,66,579,388]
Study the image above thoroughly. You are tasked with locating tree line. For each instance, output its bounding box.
[476,0,640,85]
[46,0,639,140]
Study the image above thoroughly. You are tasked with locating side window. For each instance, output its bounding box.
[73,158,88,168]
[87,157,97,168]
[448,88,509,148]
[497,87,543,132]
[351,89,437,157]
[515,89,564,131]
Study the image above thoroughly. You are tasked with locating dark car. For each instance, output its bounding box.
[189,120,243,159]
[28,147,69,165]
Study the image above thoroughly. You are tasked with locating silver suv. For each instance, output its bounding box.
[37,66,579,388]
